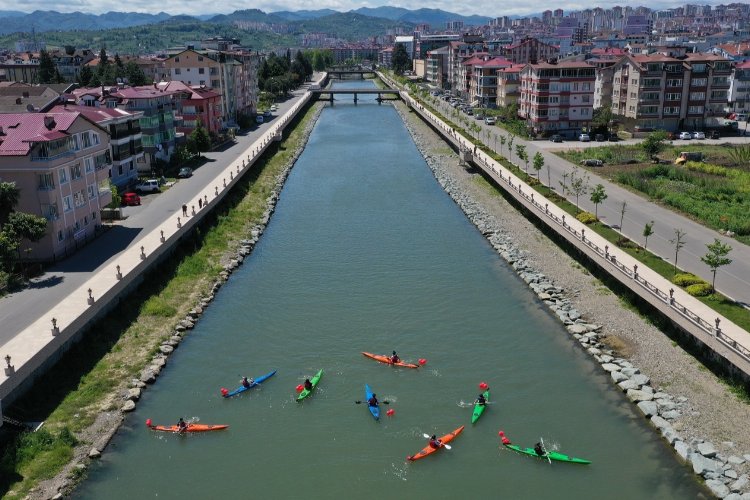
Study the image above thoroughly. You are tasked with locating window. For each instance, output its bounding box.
[58,229,64,242]
[690,91,705,100]
[73,190,86,208]
[643,78,660,88]
[712,77,728,86]
[71,134,80,151]
[688,105,704,114]
[582,95,590,103]
[175,68,181,75]
[175,56,180,62]
[88,185,97,199]
[198,56,203,62]
[200,80,205,86]
[118,165,123,175]
[692,78,707,86]
[582,82,591,91]
[84,157,94,173]
[39,172,54,190]
[59,168,68,185]
[663,106,679,115]
[63,195,73,212]
[711,90,727,99]
[666,79,682,87]
[82,132,92,149]
[199,67,205,74]
[692,63,707,73]
[71,163,82,180]
[665,93,681,101]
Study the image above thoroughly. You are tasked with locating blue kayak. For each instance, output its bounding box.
[222,370,277,398]
[365,384,380,420]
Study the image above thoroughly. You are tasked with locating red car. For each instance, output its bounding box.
[121,192,141,206]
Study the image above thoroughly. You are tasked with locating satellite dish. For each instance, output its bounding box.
[26,104,35,112]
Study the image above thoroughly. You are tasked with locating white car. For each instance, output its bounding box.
[693,131,706,139]
[579,133,591,142]
[679,131,693,140]
[135,179,160,193]
[484,117,496,125]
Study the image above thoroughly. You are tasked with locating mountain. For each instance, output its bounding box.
[271,9,338,21]
[0,10,173,35]
[352,6,490,26]
[289,12,414,40]
[0,10,27,18]
[208,9,287,25]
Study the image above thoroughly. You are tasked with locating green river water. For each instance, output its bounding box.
[76,82,705,499]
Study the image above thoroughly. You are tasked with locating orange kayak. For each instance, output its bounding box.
[408,426,465,461]
[362,352,419,369]
[146,420,228,433]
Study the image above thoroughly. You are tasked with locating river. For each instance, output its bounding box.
[76,81,704,499]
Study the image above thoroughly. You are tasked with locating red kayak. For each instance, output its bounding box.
[362,352,419,369]
[408,426,465,461]
[146,419,228,433]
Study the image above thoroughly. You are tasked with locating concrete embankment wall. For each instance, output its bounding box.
[379,74,750,382]
[0,89,316,414]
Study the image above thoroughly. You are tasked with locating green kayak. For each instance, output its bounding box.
[504,444,591,464]
[471,390,490,424]
[297,369,323,401]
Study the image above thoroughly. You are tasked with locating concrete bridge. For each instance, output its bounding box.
[327,69,377,79]
[311,88,400,105]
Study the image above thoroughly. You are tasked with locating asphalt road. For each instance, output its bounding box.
[431,97,750,307]
[0,83,314,349]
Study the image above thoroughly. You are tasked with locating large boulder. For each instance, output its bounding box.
[626,389,654,402]
[698,442,718,458]
[690,452,722,475]
[704,479,730,498]
[121,400,136,412]
[674,441,691,460]
[636,401,658,417]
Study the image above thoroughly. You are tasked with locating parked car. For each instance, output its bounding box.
[271,104,278,111]
[735,112,748,121]
[551,134,563,143]
[595,134,606,142]
[178,167,193,178]
[581,159,604,167]
[608,135,619,142]
[121,192,141,206]
[709,130,721,139]
[692,131,706,140]
[475,113,484,120]
[263,110,272,119]
[484,117,496,125]
[679,131,693,140]
[135,179,160,193]
[256,115,264,124]
[579,133,591,142]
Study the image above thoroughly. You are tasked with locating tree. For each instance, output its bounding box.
[114,53,124,69]
[592,107,614,135]
[190,121,211,158]
[590,184,608,219]
[38,49,56,84]
[79,65,94,86]
[669,228,687,274]
[498,134,506,154]
[516,144,528,172]
[569,169,589,212]
[643,220,654,250]
[0,182,47,273]
[124,60,148,86]
[641,130,669,161]
[559,172,570,195]
[99,47,109,67]
[392,43,411,75]
[507,134,515,161]
[701,238,732,291]
[533,151,544,181]
[108,182,121,209]
[619,200,627,231]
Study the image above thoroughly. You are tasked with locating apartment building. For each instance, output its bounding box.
[0,112,112,260]
[519,61,596,136]
[447,39,485,94]
[425,46,450,88]
[156,80,222,136]
[599,52,732,131]
[500,37,560,64]
[0,53,39,83]
[496,65,523,108]
[468,57,513,107]
[729,60,750,114]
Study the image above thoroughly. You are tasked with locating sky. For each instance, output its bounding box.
[0,0,735,18]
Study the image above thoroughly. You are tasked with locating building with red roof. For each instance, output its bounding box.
[0,112,112,260]
[156,80,222,136]
[468,57,513,107]
[729,60,750,115]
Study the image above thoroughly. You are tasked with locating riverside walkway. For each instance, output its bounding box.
[0,74,326,411]
[379,72,750,377]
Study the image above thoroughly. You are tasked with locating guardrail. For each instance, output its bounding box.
[378,72,750,374]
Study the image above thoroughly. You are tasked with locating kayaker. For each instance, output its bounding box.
[304,378,313,391]
[390,351,401,363]
[368,393,379,407]
[429,435,442,449]
[241,376,253,388]
[177,418,188,432]
[476,393,487,406]
[534,442,546,457]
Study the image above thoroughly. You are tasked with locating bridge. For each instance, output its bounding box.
[327,69,377,79]
[311,88,401,105]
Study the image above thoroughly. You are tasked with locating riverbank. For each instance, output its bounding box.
[392,100,750,497]
[0,102,325,500]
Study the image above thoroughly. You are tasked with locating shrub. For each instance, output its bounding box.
[140,297,177,317]
[576,211,597,224]
[686,283,713,297]
[672,273,708,287]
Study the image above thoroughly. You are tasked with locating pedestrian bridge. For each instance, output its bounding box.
[327,70,377,78]
[311,88,401,105]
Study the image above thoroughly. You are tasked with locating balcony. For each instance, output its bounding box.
[31,150,74,162]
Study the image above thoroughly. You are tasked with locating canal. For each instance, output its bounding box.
[76,81,704,499]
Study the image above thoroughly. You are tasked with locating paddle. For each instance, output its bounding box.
[355,400,390,404]
[422,433,451,450]
[540,437,552,464]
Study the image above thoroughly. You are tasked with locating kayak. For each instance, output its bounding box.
[471,389,490,424]
[365,384,380,421]
[146,421,228,433]
[222,370,277,398]
[504,444,591,464]
[362,352,419,369]
[407,426,464,461]
[297,369,323,401]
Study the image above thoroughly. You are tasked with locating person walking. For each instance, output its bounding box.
[182,204,188,217]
